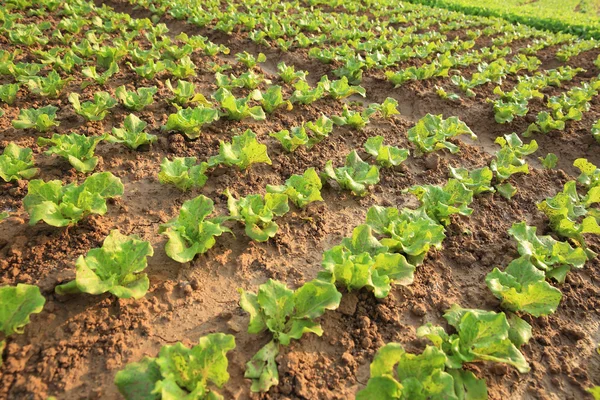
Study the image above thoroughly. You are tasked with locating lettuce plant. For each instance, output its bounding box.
[20,70,72,99]
[55,230,153,299]
[289,80,326,105]
[490,133,538,181]
[165,79,209,106]
[108,114,157,150]
[12,105,59,132]
[574,158,600,188]
[0,284,45,366]
[0,83,19,105]
[449,166,495,195]
[81,62,119,87]
[332,104,377,130]
[253,85,290,114]
[115,85,157,111]
[24,172,124,227]
[38,132,105,172]
[226,189,289,242]
[266,168,323,208]
[239,279,341,392]
[277,61,307,84]
[159,195,230,263]
[270,126,309,152]
[235,51,266,68]
[407,179,474,226]
[0,143,38,182]
[364,136,409,167]
[162,106,219,139]
[158,157,209,191]
[319,224,415,298]
[208,130,271,170]
[407,113,476,154]
[366,206,445,265]
[115,333,236,399]
[322,150,380,196]
[325,76,366,99]
[128,60,166,79]
[69,92,117,121]
[212,88,265,121]
[368,97,401,119]
[165,56,196,79]
[305,115,334,147]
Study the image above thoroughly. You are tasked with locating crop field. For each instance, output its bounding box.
[2,0,600,399]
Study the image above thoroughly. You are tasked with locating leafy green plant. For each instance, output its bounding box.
[235,51,266,68]
[38,133,105,172]
[159,195,230,263]
[407,179,474,225]
[115,85,157,111]
[270,126,309,152]
[508,222,587,283]
[212,88,265,121]
[407,113,476,154]
[331,104,377,130]
[0,284,45,366]
[289,80,325,105]
[319,224,415,298]
[226,189,289,242]
[55,230,153,299]
[158,157,208,191]
[162,106,219,139]
[208,130,271,170]
[165,79,210,106]
[277,61,307,84]
[0,83,19,105]
[107,114,157,150]
[82,62,119,87]
[325,76,366,100]
[592,120,600,143]
[20,70,72,98]
[69,92,117,121]
[128,59,166,79]
[490,133,538,181]
[366,206,446,265]
[369,97,401,119]
[364,136,409,167]
[266,168,323,208]
[574,158,600,188]
[0,143,38,182]
[23,172,124,227]
[486,257,562,317]
[239,279,341,392]
[322,150,380,196]
[539,153,558,169]
[449,166,495,195]
[253,85,290,114]
[12,105,59,132]
[114,333,236,399]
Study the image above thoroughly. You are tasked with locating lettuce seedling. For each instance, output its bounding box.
[115,85,157,111]
[490,133,538,181]
[226,189,289,242]
[159,195,231,263]
[239,279,341,392]
[81,62,119,88]
[407,179,474,226]
[0,284,45,366]
[162,106,219,139]
[115,333,235,399]
[235,51,266,68]
[0,83,19,105]
[277,62,307,84]
[69,92,117,121]
[165,56,197,79]
[486,257,562,317]
[366,206,445,265]
[319,224,415,298]
[266,168,323,208]
[20,70,72,98]
[108,114,157,150]
[158,157,209,191]
[289,80,326,105]
[418,305,531,373]
[408,113,476,154]
[0,143,38,182]
[449,166,495,195]
[368,97,400,119]
[270,126,309,152]
[55,230,153,299]
[253,85,290,114]
[23,172,124,227]
[165,79,210,106]
[364,136,409,167]
[12,105,59,132]
[305,115,335,147]
[208,129,272,170]
[212,88,265,121]
[322,150,380,196]
[574,158,600,188]
[38,132,105,172]
[128,60,166,79]
[325,76,366,100]
[331,104,377,130]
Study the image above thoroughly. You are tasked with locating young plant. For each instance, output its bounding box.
[270,126,309,152]
[212,88,265,121]
[20,70,72,98]
[331,104,376,130]
[369,97,401,119]
[0,284,45,366]
[0,143,38,182]
[159,195,231,263]
[0,83,19,105]
[574,158,600,188]
[319,224,415,298]
[165,56,196,79]
[55,230,153,299]
[69,92,117,121]
[81,62,119,87]
[12,105,59,132]
[235,51,266,68]
[322,150,380,196]
[253,85,290,114]
[289,80,325,105]
[266,168,323,208]
[325,76,366,100]
[305,115,334,147]
[115,333,236,399]
[128,59,166,79]
[407,179,474,226]
[364,136,409,167]
[449,166,495,195]
[162,106,219,139]
[107,114,157,150]
[226,189,289,242]
[407,113,476,154]
[277,61,307,84]
[38,132,105,172]
[165,79,209,106]
[158,157,209,191]
[114,85,157,111]
[23,172,124,227]
[490,133,538,181]
[239,279,341,392]
[208,130,272,170]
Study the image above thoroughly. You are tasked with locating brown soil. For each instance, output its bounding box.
[1,1,600,400]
